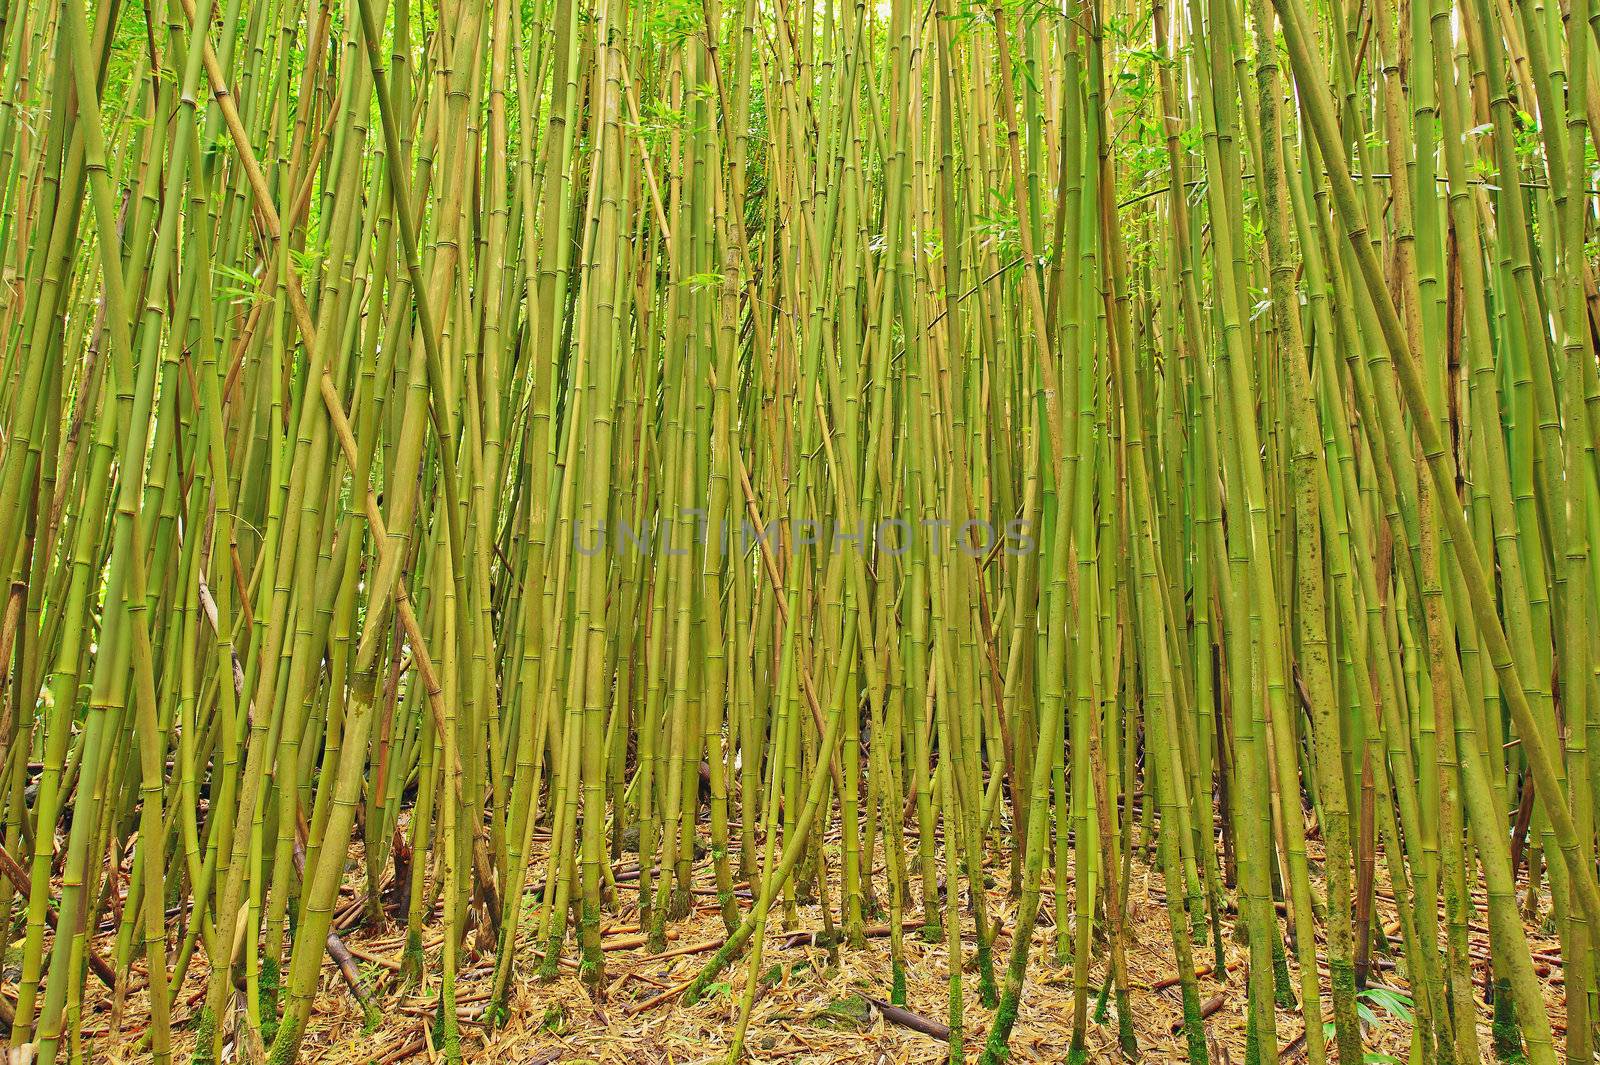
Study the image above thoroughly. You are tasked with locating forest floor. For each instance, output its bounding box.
[90,822,1569,1064]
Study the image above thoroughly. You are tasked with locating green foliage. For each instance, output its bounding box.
[1321,985,1416,1064]
[645,0,701,44]
[685,270,726,294]
[214,262,263,306]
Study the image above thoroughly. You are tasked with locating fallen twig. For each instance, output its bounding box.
[864,994,950,1041]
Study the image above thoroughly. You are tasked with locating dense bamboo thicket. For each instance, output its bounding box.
[2,0,1600,1059]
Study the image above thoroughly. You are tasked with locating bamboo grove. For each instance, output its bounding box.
[2,0,1600,1057]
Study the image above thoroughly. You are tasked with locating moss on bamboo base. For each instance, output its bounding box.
[976,940,999,1009]
[981,994,1018,1065]
[684,939,740,1005]
[192,1006,218,1065]
[538,931,564,982]
[1328,958,1364,1065]
[716,890,739,934]
[401,927,425,987]
[433,994,462,1065]
[258,955,281,1047]
[1491,977,1526,1064]
[1178,980,1209,1065]
[1271,932,1297,1009]
[579,901,604,993]
[1115,987,1137,1058]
